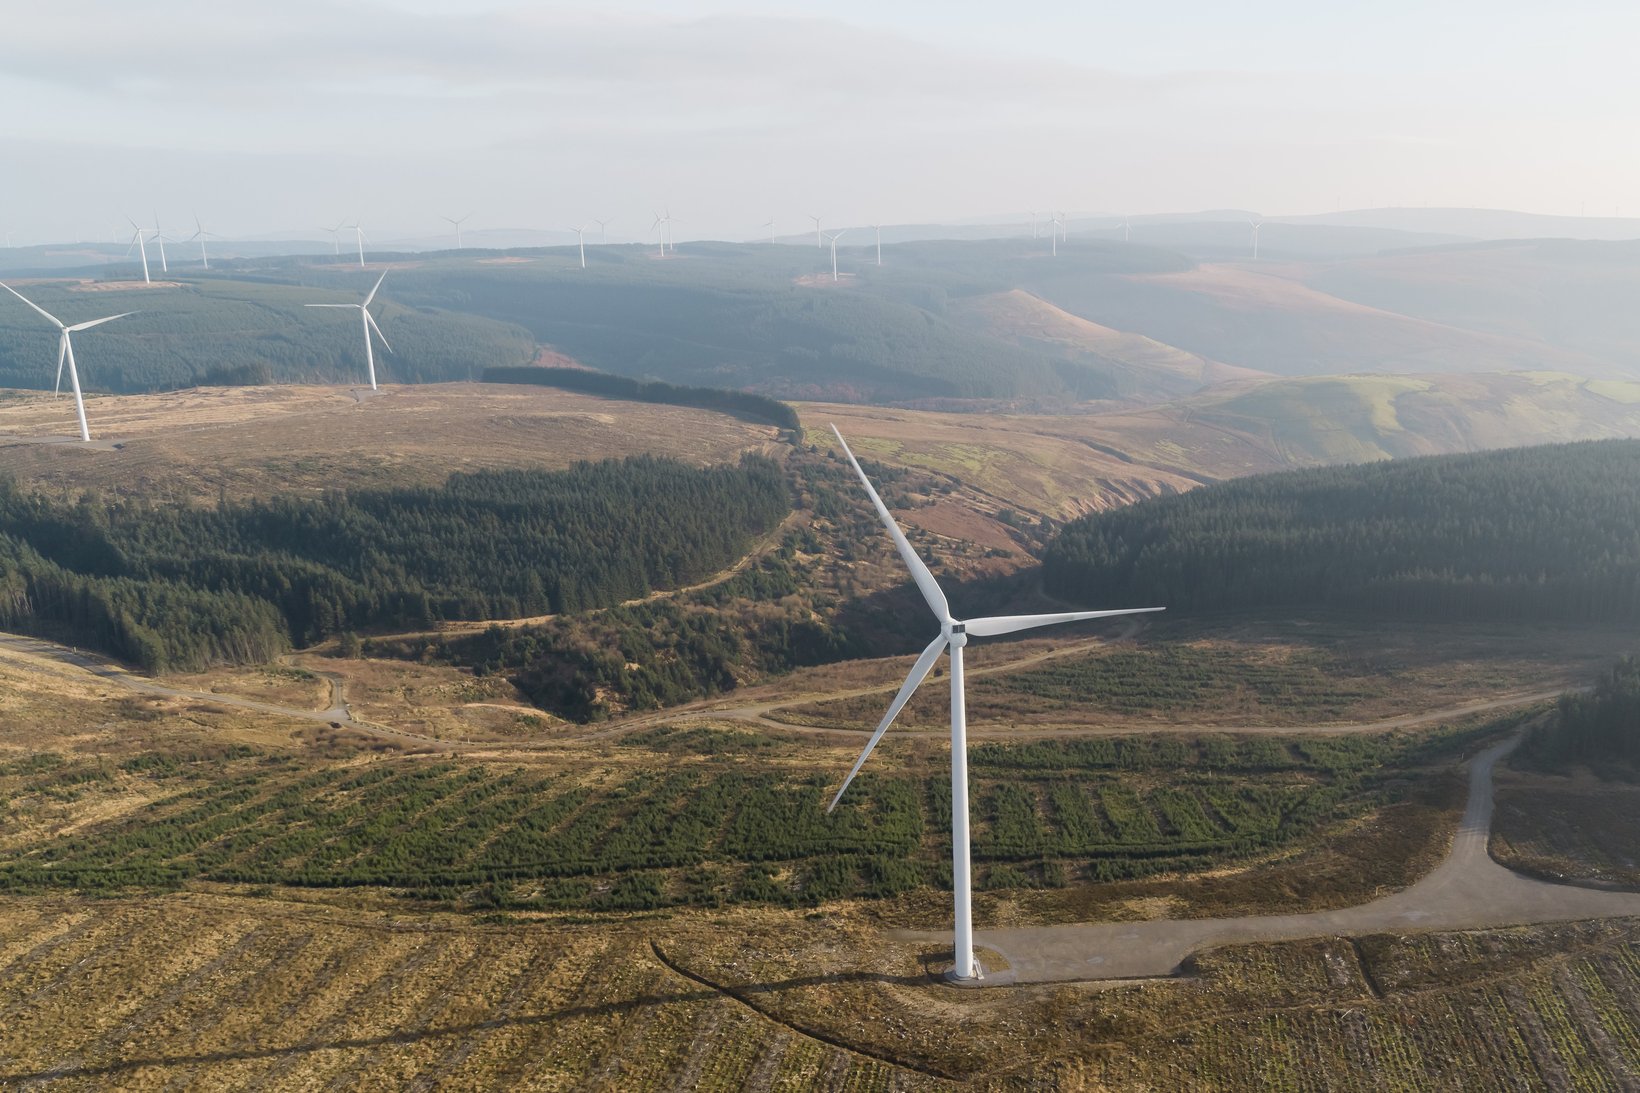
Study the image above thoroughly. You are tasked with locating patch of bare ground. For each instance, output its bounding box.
[1492,770,1640,888]
[0,382,778,505]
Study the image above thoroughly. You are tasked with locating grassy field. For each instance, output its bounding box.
[0,382,780,504]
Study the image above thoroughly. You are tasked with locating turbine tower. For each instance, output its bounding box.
[594,218,612,244]
[823,229,846,282]
[651,210,674,256]
[1248,217,1263,259]
[188,214,220,269]
[1050,213,1063,256]
[0,281,136,442]
[807,213,824,248]
[442,213,471,248]
[825,426,1162,982]
[763,217,776,244]
[870,224,883,266]
[305,271,391,390]
[572,224,588,269]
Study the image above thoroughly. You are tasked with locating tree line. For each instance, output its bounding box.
[1043,440,1640,624]
[1519,657,1640,772]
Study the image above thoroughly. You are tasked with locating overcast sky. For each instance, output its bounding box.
[6,1,1638,242]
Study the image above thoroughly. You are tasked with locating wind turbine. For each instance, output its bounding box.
[0,281,136,442]
[1029,211,1039,239]
[870,224,883,266]
[763,217,776,244]
[1119,215,1131,242]
[826,426,1162,981]
[188,214,221,269]
[823,229,846,282]
[807,213,824,249]
[321,220,345,256]
[124,220,153,283]
[151,214,170,274]
[305,271,391,390]
[572,224,588,269]
[1248,217,1263,259]
[442,213,471,248]
[652,210,674,256]
[1050,213,1063,256]
[345,220,368,267]
[594,218,612,244]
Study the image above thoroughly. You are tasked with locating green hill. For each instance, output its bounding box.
[1042,439,1640,623]
[0,275,535,392]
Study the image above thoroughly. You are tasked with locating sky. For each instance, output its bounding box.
[5,1,1639,243]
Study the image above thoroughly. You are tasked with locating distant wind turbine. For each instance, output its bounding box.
[345,220,368,267]
[442,213,471,248]
[763,217,776,244]
[0,281,136,442]
[321,221,345,256]
[124,219,154,283]
[807,213,824,249]
[1120,215,1131,242]
[826,426,1163,982]
[870,224,883,266]
[572,224,588,269]
[594,218,612,244]
[1248,217,1263,259]
[151,213,170,273]
[1050,213,1063,256]
[1029,210,1039,239]
[189,214,221,269]
[823,229,846,282]
[305,271,391,390]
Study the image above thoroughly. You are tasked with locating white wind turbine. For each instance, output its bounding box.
[1120,215,1131,242]
[0,281,136,443]
[651,210,674,256]
[124,220,154,283]
[823,229,846,282]
[188,214,221,269]
[763,217,776,244]
[321,220,346,256]
[572,224,588,269]
[807,213,824,249]
[870,224,883,266]
[345,220,369,267]
[826,426,1162,982]
[594,218,612,244]
[151,213,170,273]
[442,213,471,248]
[1248,217,1263,259]
[1050,213,1063,256]
[305,271,391,390]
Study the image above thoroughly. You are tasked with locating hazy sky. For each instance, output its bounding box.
[6,1,1638,242]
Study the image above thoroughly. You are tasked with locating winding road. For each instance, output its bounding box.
[913,736,1640,985]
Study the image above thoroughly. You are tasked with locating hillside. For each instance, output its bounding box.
[0,383,779,503]
[1042,439,1640,623]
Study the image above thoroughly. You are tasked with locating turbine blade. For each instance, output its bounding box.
[365,310,393,354]
[831,425,951,622]
[0,281,64,328]
[363,270,388,306]
[963,606,1165,639]
[304,303,356,308]
[827,634,946,813]
[65,312,136,332]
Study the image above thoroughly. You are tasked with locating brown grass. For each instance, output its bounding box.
[0,382,779,504]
